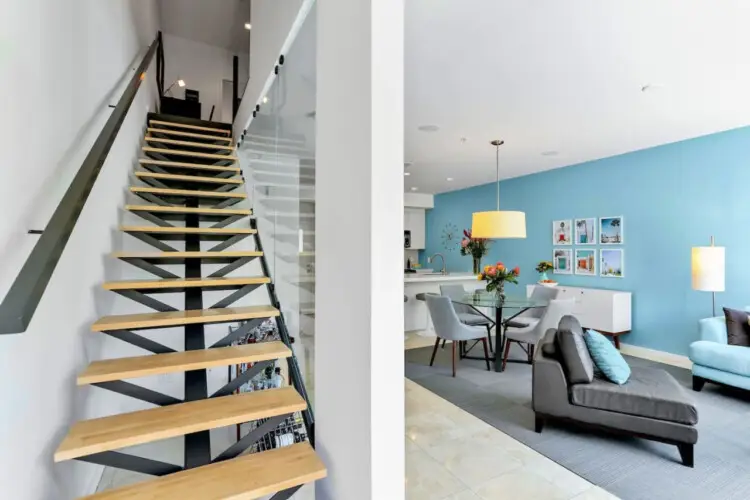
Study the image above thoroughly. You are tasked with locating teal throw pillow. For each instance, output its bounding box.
[583,329,631,384]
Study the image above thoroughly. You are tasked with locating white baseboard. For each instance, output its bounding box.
[619,343,692,370]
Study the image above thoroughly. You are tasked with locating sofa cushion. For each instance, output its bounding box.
[556,316,595,384]
[570,366,698,425]
[584,330,631,384]
[690,340,750,377]
[723,307,750,347]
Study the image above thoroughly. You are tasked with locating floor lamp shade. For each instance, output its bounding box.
[471,210,527,239]
[691,246,725,292]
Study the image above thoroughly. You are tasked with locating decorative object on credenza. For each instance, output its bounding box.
[471,140,527,239]
[553,249,572,275]
[600,249,624,278]
[553,220,572,245]
[691,236,725,316]
[575,249,597,276]
[477,262,519,299]
[574,218,596,245]
[535,260,556,286]
[600,216,624,244]
[441,222,459,252]
[460,228,490,274]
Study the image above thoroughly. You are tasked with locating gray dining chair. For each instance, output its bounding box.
[501,298,575,371]
[440,284,495,354]
[425,294,492,377]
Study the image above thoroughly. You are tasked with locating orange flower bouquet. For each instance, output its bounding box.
[478,262,520,296]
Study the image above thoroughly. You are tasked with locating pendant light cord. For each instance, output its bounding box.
[495,144,500,210]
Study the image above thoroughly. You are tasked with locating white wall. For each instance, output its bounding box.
[0,1,160,498]
[162,34,248,123]
[233,0,311,137]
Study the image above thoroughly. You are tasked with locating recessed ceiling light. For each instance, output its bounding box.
[411,187,418,191]
[446,177,454,181]
[245,23,252,30]
[404,172,411,176]
[417,125,440,132]
[541,151,558,157]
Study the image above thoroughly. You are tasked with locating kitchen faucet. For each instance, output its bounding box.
[427,253,447,275]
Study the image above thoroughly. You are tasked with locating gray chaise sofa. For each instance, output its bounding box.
[532,317,699,466]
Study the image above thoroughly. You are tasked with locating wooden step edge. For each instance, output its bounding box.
[149,119,232,136]
[111,250,263,260]
[79,443,326,500]
[78,341,290,385]
[119,226,256,235]
[147,127,233,142]
[91,304,278,332]
[129,186,246,199]
[125,204,251,215]
[145,136,235,151]
[102,276,271,290]
[54,387,305,462]
[143,146,237,161]
[139,158,240,172]
[136,171,243,185]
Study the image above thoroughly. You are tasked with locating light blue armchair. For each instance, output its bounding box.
[689,315,750,392]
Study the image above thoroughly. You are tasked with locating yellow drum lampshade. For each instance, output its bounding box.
[691,246,725,292]
[471,210,527,239]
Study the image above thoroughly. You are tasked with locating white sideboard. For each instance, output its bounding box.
[526,285,631,341]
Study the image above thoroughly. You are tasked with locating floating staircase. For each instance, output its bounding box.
[54,113,325,499]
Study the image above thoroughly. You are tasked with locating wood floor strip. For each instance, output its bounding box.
[143,146,236,161]
[112,250,263,260]
[136,171,243,185]
[119,226,256,235]
[130,186,246,199]
[139,159,239,173]
[91,304,278,332]
[103,276,270,290]
[54,387,305,461]
[78,341,290,385]
[149,120,231,136]
[79,443,326,500]
[145,137,235,151]
[147,127,233,143]
[125,204,251,216]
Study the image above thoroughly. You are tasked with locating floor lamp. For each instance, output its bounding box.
[691,236,725,317]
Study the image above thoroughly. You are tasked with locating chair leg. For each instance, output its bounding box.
[502,339,511,372]
[486,324,494,352]
[527,344,534,364]
[429,337,440,367]
[441,338,446,349]
[451,341,457,377]
[692,375,706,392]
[535,414,545,433]
[678,443,694,468]
[481,338,491,371]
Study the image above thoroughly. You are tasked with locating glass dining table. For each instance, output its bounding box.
[444,289,549,372]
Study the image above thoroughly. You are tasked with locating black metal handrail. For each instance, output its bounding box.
[0,33,163,334]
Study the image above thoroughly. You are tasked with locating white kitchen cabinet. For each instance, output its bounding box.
[404,208,426,249]
[527,284,632,348]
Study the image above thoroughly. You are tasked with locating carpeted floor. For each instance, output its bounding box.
[405,342,750,500]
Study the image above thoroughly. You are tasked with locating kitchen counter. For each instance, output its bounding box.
[404,272,483,332]
[404,272,477,283]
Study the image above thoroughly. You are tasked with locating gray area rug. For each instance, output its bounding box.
[405,343,750,500]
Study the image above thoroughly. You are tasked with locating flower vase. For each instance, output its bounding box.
[473,257,482,275]
[539,271,549,282]
[486,281,506,301]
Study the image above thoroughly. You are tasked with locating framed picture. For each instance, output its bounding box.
[575,249,597,276]
[600,216,624,244]
[553,249,573,274]
[574,218,596,245]
[600,249,624,278]
[553,220,572,245]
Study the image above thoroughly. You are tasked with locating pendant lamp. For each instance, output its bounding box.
[471,140,527,239]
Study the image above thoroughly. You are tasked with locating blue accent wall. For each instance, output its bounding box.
[425,126,750,356]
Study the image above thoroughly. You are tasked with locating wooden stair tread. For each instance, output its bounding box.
[79,443,326,500]
[139,159,239,173]
[149,119,231,136]
[130,186,246,199]
[143,146,236,161]
[91,304,279,331]
[145,136,234,151]
[125,204,250,216]
[54,387,305,461]
[103,276,270,290]
[120,226,256,235]
[112,250,262,260]
[78,341,290,385]
[147,127,233,142]
[136,171,243,185]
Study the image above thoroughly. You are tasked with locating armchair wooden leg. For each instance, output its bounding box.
[452,341,457,377]
[502,339,511,372]
[481,338,491,371]
[429,337,440,367]
[678,443,694,468]
[692,375,706,392]
[535,414,545,433]
[441,339,446,349]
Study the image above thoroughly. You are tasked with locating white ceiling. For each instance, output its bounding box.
[405,0,750,194]
[158,0,250,54]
